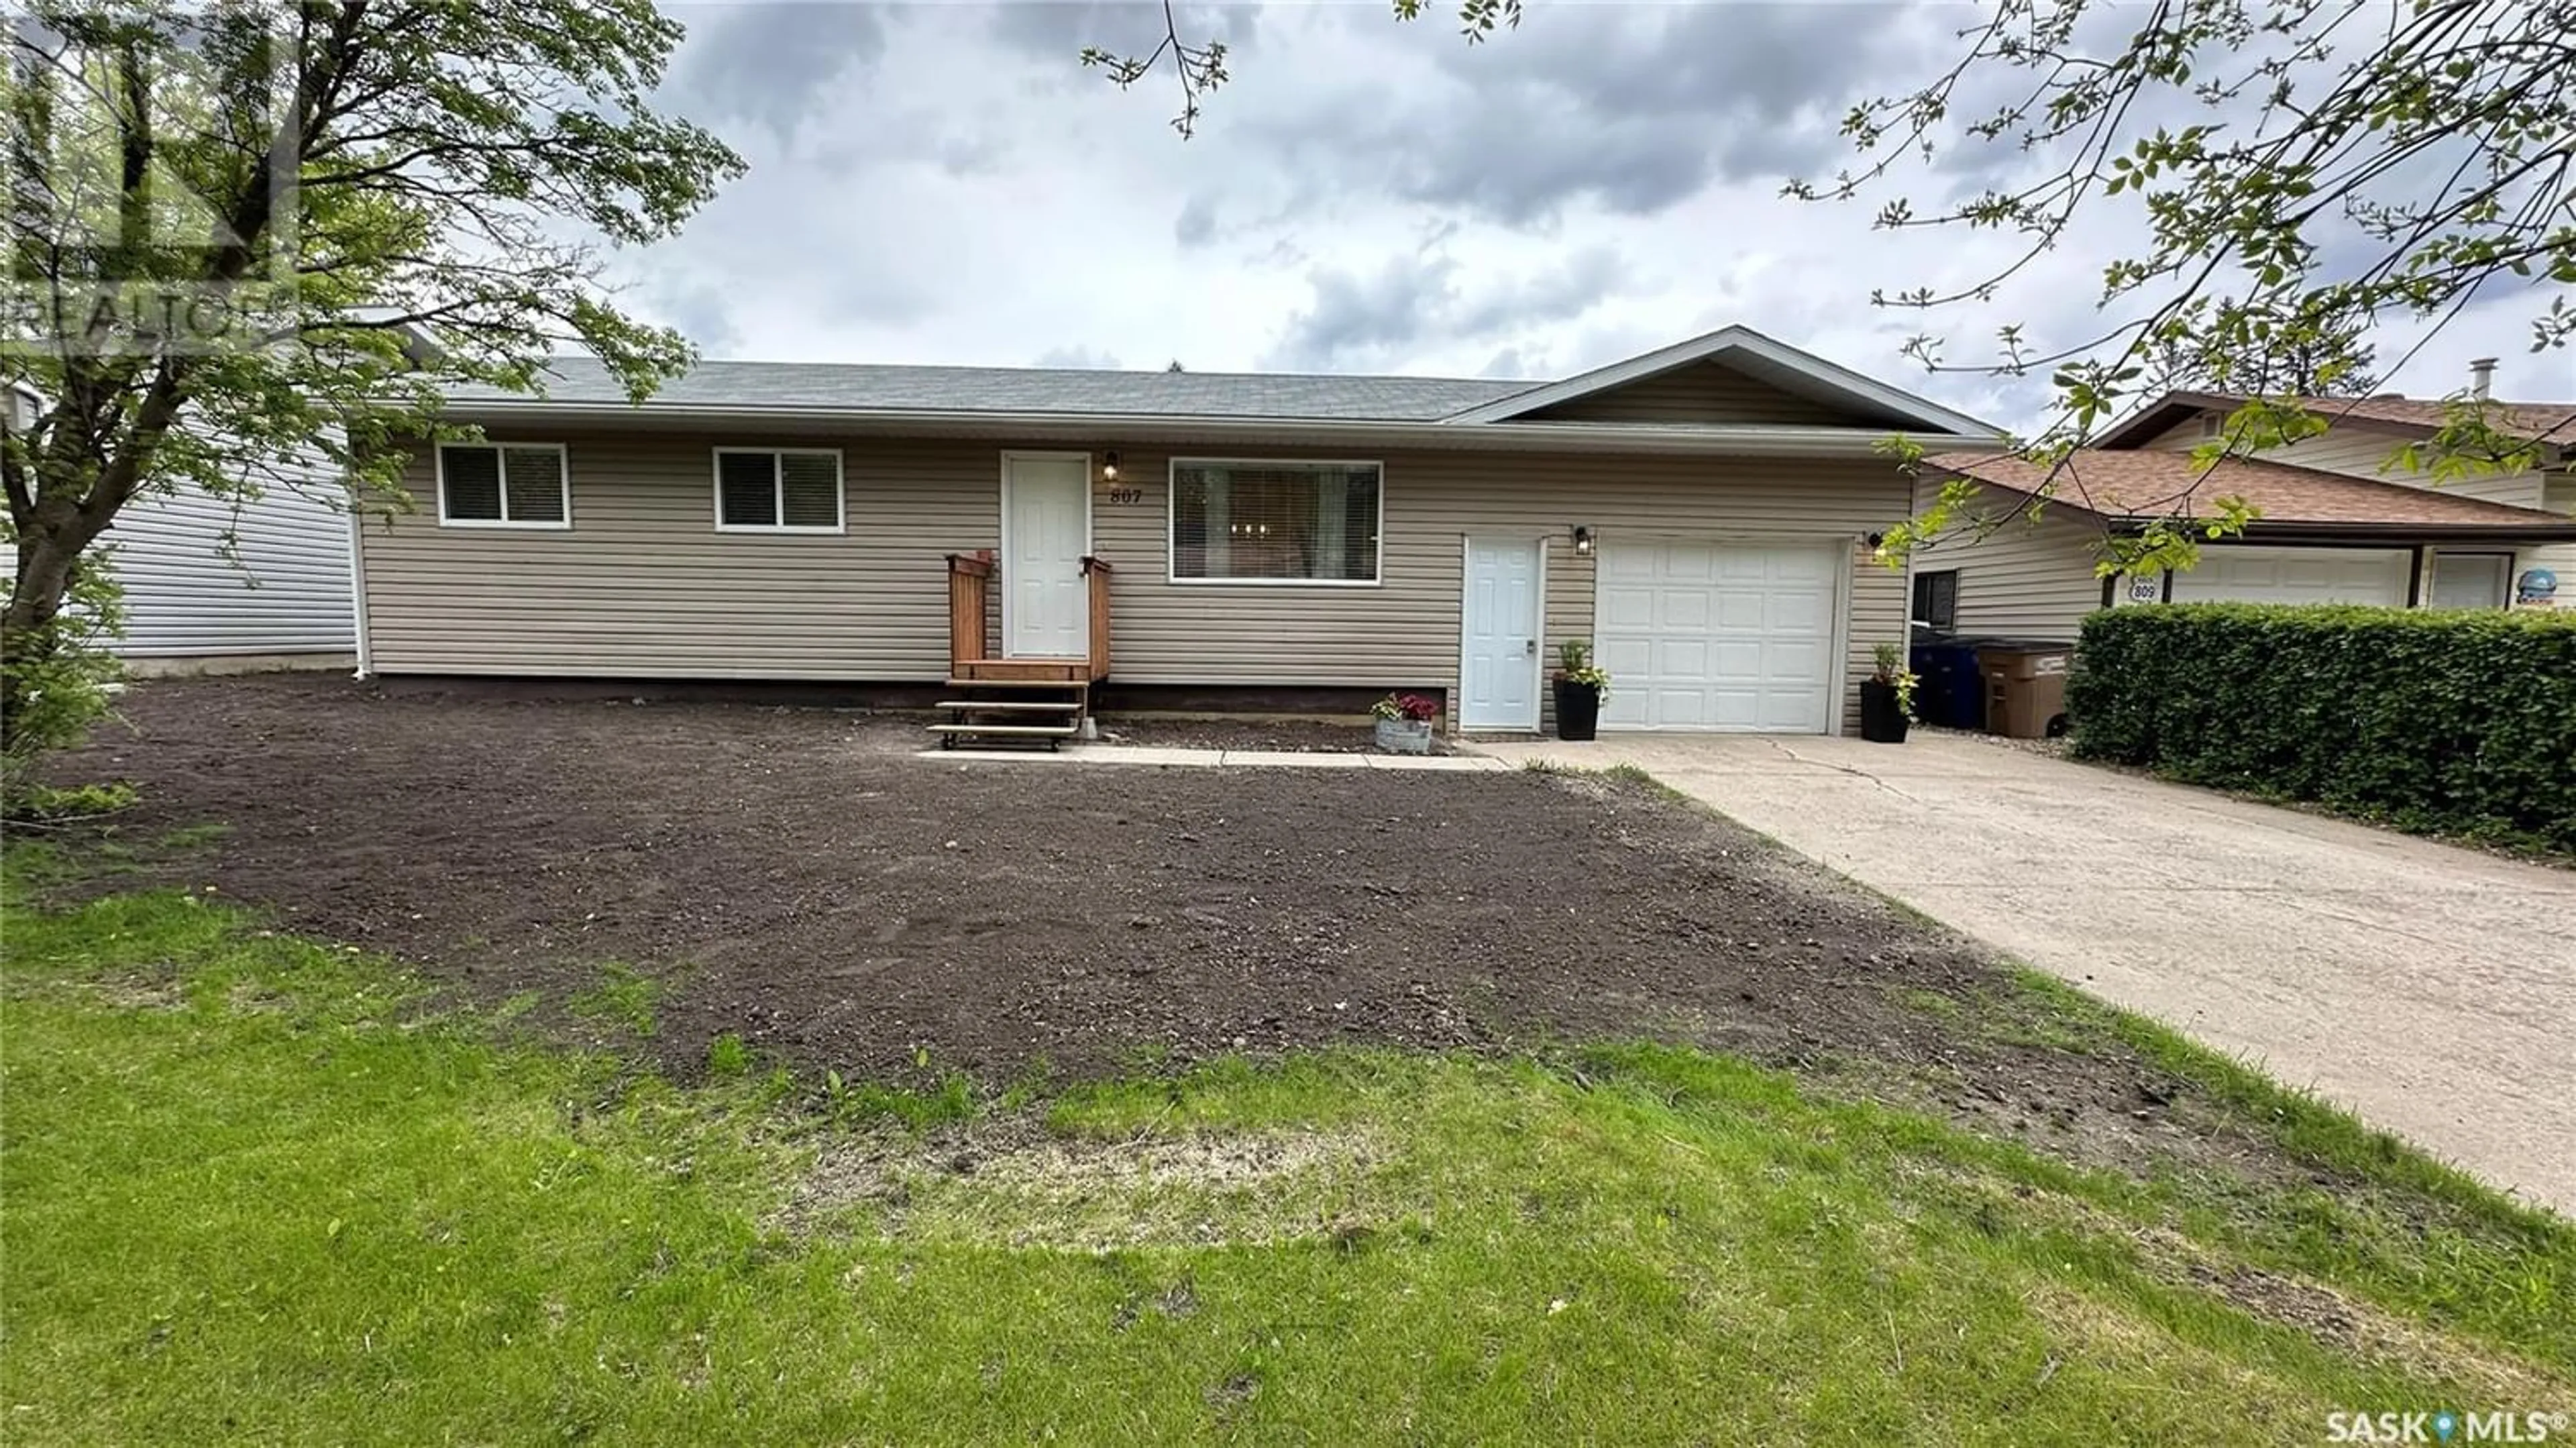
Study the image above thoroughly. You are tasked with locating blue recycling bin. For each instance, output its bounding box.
[1908,639,1989,729]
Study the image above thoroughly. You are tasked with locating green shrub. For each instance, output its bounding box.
[2068,604,2576,851]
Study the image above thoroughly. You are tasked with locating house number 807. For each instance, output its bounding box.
[1106,487,1144,505]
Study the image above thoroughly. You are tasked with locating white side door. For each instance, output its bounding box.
[1002,452,1090,658]
[1460,536,1542,730]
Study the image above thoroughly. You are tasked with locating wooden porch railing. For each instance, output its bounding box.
[947,551,1112,682]
[1081,556,1114,682]
[946,551,993,676]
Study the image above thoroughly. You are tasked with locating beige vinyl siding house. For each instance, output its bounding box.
[1903,479,2112,639]
[2136,413,2542,503]
[364,437,1909,731]
[1519,362,1868,427]
[1911,441,2576,643]
[361,327,1996,735]
[2110,388,2576,608]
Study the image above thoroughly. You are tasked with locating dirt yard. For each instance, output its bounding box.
[48,675,2264,1176]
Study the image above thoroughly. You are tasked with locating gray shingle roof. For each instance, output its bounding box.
[452,356,1536,422]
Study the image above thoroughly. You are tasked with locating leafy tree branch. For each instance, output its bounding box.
[1,0,744,792]
[1792,0,2576,572]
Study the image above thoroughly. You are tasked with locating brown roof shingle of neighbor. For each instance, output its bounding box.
[2277,395,2576,442]
[2096,389,2576,450]
[1926,449,2576,529]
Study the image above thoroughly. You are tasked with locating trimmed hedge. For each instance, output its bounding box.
[2068,604,2576,851]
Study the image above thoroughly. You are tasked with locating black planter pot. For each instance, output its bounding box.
[1553,680,1602,741]
[1858,680,1911,743]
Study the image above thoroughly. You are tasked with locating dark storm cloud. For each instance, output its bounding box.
[1261,245,1623,371]
[1264,254,1460,370]
[663,3,891,142]
[1256,3,1933,228]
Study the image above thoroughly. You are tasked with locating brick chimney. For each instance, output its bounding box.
[2469,357,2496,399]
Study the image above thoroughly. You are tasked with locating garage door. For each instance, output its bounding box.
[2166,546,2410,605]
[1595,541,1840,732]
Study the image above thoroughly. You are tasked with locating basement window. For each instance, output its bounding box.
[1168,459,1383,584]
[438,444,569,528]
[1912,568,1959,632]
[714,448,845,533]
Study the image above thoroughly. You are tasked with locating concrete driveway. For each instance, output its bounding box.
[1475,731,2576,1215]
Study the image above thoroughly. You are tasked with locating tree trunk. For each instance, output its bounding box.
[1,520,92,759]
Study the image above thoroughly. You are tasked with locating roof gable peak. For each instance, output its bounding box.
[1441,325,1999,437]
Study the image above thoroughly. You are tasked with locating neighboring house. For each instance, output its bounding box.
[1,386,356,673]
[1908,366,2576,641]
[99,472,356,671]
[357,326,2000,734]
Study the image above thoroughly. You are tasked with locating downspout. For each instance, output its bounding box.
[345,502,372,678]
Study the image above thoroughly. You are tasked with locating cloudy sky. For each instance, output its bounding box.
[621,1,2565,431]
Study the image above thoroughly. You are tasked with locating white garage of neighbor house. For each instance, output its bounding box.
[2,386,356,674]
[1907,448,2576,643]
[98,476,356,671]
[360,325,2001,735]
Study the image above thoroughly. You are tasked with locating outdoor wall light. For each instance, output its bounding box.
[1572,525,1594,556]
[1101,451,1121,483]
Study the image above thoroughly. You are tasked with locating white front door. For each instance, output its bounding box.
[1461,537,1542,730]
[1002,452,1090,658]
[1594,540,1841,733]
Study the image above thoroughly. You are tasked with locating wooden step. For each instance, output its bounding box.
[934,698,1083,713]
[953,658,1087,682]
[943,676,1090,692]
[926,721,1080,737]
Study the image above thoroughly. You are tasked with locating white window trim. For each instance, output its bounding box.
[711,446,847,535]
[436,442,571,530]
[1165,456,1385,587]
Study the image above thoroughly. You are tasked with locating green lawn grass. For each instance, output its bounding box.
[5,881,2570,1444]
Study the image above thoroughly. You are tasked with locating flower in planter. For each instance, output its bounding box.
[1871,641,1919,717]
[1551,639,1613,701]
[1371,692,1441,723]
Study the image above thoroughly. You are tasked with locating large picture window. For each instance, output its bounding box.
[1168,460,1383,584]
